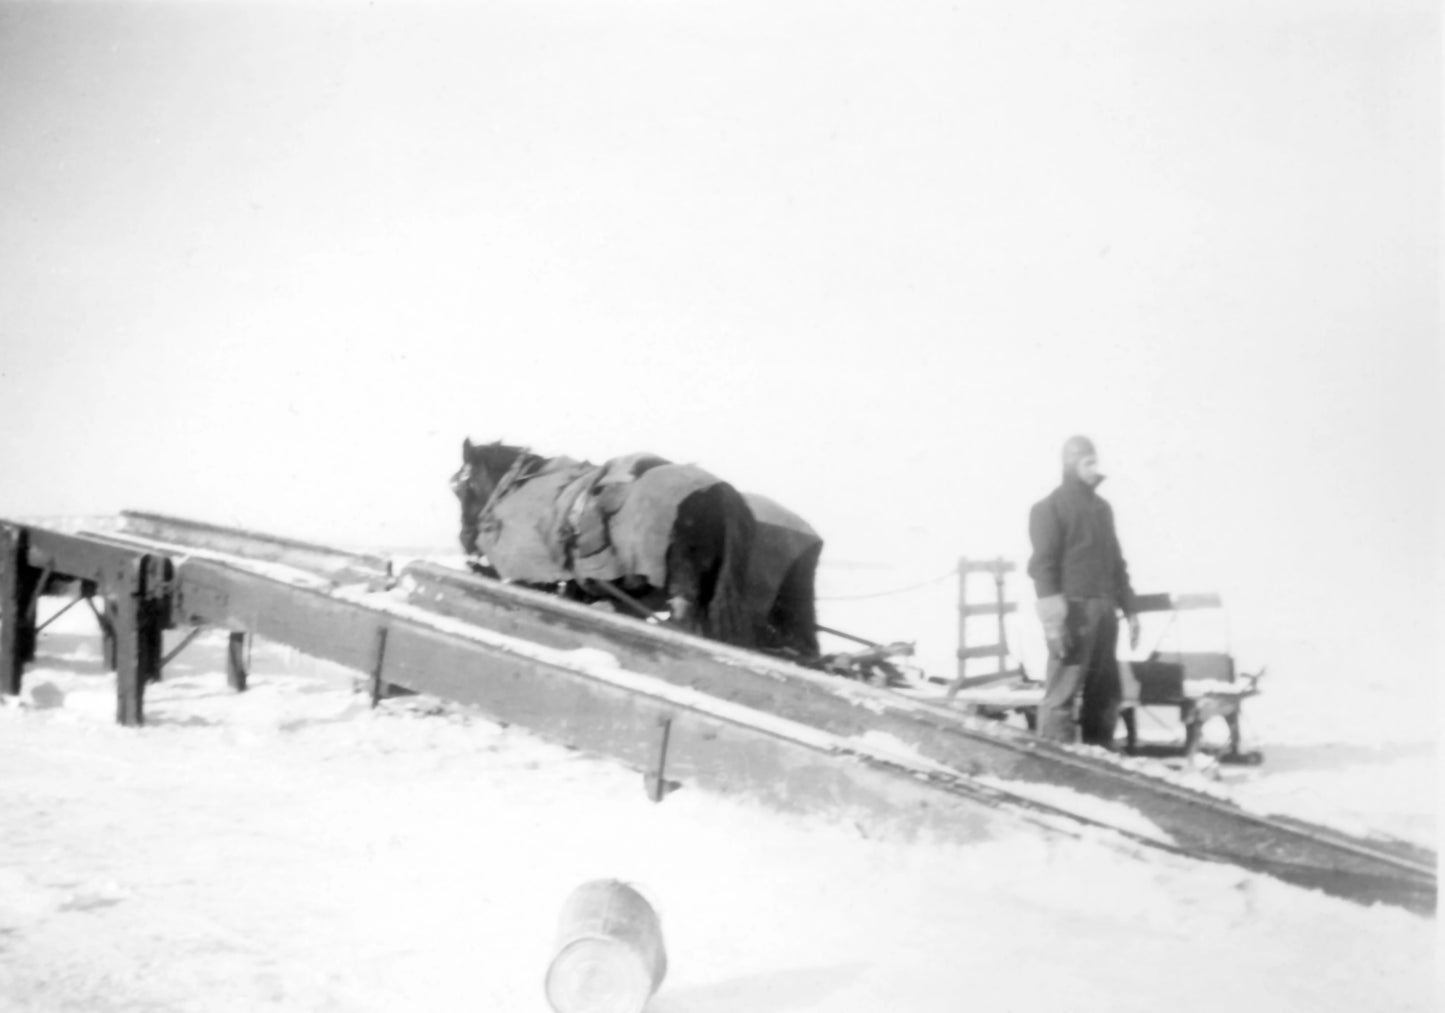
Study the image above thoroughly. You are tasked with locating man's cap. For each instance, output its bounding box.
[1061,435,1097,470]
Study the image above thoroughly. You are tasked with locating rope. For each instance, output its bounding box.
[818,569,958,601]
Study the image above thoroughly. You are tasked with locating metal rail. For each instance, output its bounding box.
[0,514,1434,914]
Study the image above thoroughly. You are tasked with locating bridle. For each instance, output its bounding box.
[449,462,475,502]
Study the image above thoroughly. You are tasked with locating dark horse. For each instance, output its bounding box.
[741,493,822,659]
[451,439,758,648]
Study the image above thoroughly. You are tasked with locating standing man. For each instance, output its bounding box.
[1027,436,1141,747]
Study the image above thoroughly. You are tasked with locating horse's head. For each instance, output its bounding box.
[451,438,527,554]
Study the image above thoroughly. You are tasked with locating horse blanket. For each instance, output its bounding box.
[474,452,721,589]
[742,494,820,600]
[741,493,823,654]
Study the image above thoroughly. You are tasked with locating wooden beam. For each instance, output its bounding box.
[118,511,392,587]
[160,627,207,670]
[226,631,249,692]
[960,559,1016,574]
[115,555,168,726]
[958,601,1017,617]
[100,597,118,670]
[35,594,85,633]
[0,524,31,697]
[165,558,1036,843]
[391,560,1426,904]
[948,669,1026,690]
[0,517,1433,912]
[956,643,1009,661]
[1167,592,1223,611]
[1130,592,1224,614]
[25,528,153,590]
[956,559,968,684]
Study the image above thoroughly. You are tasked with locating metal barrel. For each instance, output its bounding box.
[544,880,668,1013]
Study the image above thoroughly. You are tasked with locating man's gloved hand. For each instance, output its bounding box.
[1126,613,1141,651]
[1036,595,1071,660]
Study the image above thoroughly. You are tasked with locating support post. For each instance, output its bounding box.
[158,626,206,673]
[36,593,84,634]
[101,596,118,670]
[993,557,1008,677]
[115,555,168,727]
[226,631,249,692]
[955,557,968,685]
[85,596,119,671]
[21,565,52,663]
[644,715,678,802]
[369,626,389,707]
[0,524,36,697]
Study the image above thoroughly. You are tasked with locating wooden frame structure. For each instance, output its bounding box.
[945,567,1262,759]
[949,557,1022,696]
[0,514,1432,913]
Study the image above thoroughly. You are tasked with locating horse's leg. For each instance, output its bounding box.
[664,486,737,639]
[663,535,709,636]
[769,544,822,657]
[669,485,755,648]
[666,593,693,626]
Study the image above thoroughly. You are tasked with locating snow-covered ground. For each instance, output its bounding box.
[0,599,1436,1013]
[817,560,1438,848]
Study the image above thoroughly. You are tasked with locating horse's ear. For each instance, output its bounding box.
[462,437,474,460]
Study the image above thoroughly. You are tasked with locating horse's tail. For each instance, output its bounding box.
[697,482,757,649]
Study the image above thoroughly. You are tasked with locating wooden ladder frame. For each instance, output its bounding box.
[946,557,1022,698]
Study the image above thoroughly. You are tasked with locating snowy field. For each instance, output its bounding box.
[1,0,1436,1009]
[0,596,1435,1013]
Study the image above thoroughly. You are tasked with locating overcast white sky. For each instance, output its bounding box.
[0,0,1438,687]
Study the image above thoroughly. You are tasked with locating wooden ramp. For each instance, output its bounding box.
[0,512,1434,915]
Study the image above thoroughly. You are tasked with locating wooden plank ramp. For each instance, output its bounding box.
[0,513,1434,915]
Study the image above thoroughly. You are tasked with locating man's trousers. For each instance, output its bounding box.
[1037,597,1122,746]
